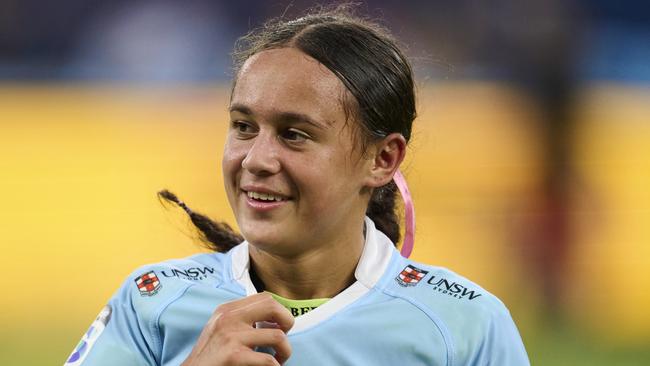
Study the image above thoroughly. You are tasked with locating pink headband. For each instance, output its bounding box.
[393,170,415,258]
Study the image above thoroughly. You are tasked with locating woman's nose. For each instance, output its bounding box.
[241,134,281,176]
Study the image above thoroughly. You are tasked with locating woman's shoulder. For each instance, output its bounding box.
[129,250,231,286]
[110,249,236,308]
[385,257,515,333]
[378,258,528,362]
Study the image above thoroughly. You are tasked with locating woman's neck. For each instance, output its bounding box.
[248,221,366,300]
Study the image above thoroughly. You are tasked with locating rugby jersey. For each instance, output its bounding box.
[65,217,529,366]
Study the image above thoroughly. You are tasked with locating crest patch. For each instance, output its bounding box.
[396,265,429,287]
[135,271,162,296]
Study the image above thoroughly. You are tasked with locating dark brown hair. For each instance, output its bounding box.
[160,4,415,252]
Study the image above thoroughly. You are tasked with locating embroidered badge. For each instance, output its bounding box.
[395,265,429,287]
[65,305,112,365]
[135,271,162,296]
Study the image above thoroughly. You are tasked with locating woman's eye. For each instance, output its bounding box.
[281,128,310,142]
[231,121,255,134]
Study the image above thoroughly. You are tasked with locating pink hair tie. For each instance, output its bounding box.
[393,170,415,258]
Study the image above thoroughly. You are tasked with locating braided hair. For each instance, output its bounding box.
[160,4,415,252]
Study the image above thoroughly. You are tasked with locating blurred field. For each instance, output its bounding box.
[1,83,649,365]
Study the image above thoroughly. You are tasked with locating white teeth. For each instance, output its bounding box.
[247,191,285,202]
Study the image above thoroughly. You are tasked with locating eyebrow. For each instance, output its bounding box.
[229,103,328,130]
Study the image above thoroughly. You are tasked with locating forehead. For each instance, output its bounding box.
[231,48,348,123]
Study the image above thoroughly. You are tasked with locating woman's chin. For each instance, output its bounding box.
[241,226,284,248]
[242,231,303,257]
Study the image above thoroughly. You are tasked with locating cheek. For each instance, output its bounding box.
[221,140,248,203]
[222,139,245,177]
[295,151,358,205]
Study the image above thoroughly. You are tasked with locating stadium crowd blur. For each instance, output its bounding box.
[2,0,649,82]
[1,1,649,365]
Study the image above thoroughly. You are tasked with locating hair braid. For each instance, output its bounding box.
[158,190,243,252]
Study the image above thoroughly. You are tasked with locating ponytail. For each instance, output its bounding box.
[365,181,401,245]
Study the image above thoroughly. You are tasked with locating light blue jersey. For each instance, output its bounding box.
[65,218,529,366]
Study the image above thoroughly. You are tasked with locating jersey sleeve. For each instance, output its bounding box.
[64,273,158,366]
[469,303,530,366]
[388,260,530,366]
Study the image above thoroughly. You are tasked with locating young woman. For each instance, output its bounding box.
[66,6,529,366]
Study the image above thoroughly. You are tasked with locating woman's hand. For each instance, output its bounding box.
[182,293,294,366]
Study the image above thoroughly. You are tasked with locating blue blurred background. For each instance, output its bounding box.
[1,1,649,365]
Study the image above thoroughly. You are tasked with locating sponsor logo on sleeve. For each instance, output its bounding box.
[135,271,162,296]
[395,265,429,287]
[65,305,112,365]
[161,266,215,281]
[426,275,482,300]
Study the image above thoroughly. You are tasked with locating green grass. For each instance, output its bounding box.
[525,323,650,366]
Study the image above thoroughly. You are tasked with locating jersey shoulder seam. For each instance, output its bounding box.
[149,281,194,363]
[377,286,455,366]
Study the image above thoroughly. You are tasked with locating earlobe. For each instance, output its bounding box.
[366,133,406,187]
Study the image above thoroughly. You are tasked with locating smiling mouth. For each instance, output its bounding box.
[244,190,290,202]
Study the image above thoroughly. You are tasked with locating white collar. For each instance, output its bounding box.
[230,216,395,333]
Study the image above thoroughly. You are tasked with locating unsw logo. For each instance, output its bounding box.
[161,266,215,281]
[427,275,482,301]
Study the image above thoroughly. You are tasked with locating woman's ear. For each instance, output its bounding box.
[365,133,407,188]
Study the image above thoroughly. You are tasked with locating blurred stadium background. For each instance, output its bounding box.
[1,1,649,365]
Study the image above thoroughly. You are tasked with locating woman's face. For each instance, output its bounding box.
[223,48,374,255]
